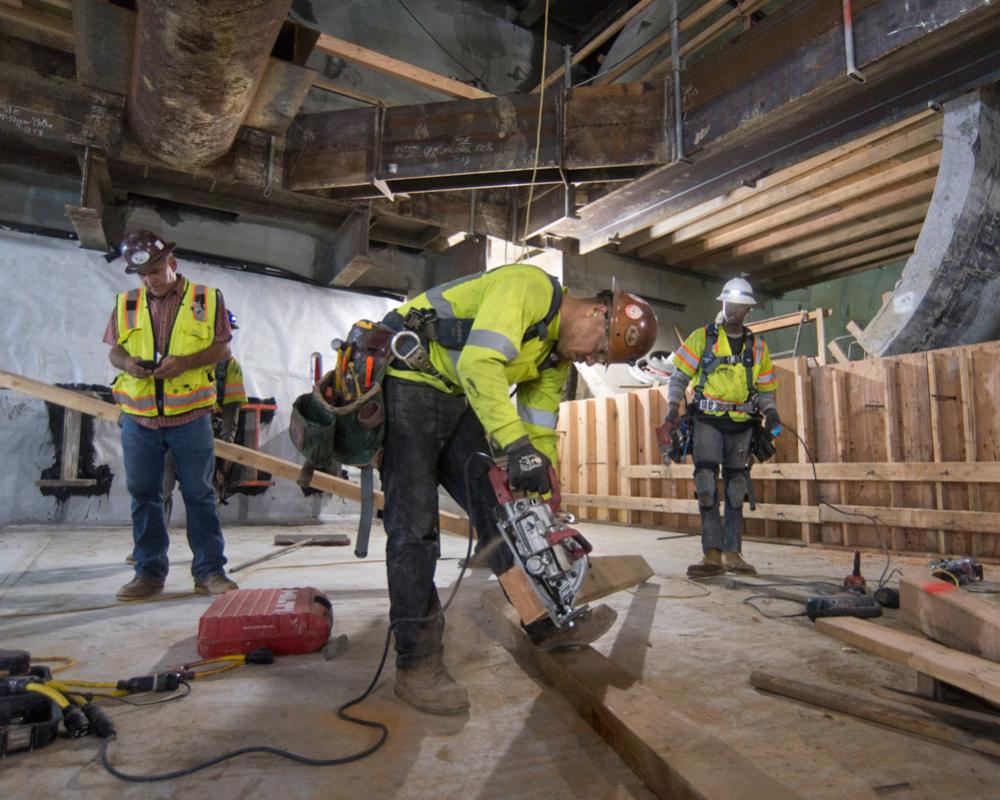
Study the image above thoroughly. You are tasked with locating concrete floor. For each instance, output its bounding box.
[1,521,997,799]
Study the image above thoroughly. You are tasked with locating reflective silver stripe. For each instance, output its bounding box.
[444,347,462,374]
[466,329,518,360]
[518,403,558,429]
[698,398,753,413]
[112,390,158,412]
[424,272,482,318]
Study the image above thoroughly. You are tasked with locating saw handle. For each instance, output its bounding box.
[488,463,563,512]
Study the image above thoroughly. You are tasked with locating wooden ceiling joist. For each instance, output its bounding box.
[773,241,919,292]
[313,33,493,101]
[312,76,384,107]
[634,116,942,260]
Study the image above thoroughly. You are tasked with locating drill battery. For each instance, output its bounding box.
[197,587,333,658]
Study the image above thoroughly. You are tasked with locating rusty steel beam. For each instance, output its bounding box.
[129,0,292,168]
[550,0,1000,254]
[285,80,669,193]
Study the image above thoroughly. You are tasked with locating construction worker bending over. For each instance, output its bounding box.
[662,278,780,578]
[380,264,658,715]
[104,230,239,601]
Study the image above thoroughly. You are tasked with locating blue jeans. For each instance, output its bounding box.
[121,413,227,581]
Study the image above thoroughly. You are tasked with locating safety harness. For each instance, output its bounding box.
[381,272,563,386]
[693,323,757,415]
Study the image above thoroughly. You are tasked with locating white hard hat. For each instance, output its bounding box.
[717,277,757,305]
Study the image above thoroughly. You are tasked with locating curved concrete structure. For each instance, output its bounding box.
[860,85,1000,355]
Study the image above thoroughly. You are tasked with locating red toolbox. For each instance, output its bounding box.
[197,587,332,658]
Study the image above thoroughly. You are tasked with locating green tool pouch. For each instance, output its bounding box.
[288,321,392,470]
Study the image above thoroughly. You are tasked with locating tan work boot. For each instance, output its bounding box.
[723,551,757,575]
[116,576,165,601]
[394,658,470,715]
[194,573,239,595]
[687,548,726,578]
[533,604,618,651]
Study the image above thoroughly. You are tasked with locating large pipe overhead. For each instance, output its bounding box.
[129,0,292,168]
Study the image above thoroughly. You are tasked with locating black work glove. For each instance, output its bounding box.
[763,407,781,433]
[506,437,552,494]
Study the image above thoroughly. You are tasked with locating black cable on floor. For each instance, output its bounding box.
[98,452,485,782]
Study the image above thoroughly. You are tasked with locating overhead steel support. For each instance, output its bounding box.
[859,85,1000,355]
[129,0,292,168]
[285,80,669,196]
[548,0,1000,254]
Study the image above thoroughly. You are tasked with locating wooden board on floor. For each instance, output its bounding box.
[899,576,1000,663]
[750,671,1000,758]
[498,555,654,625]
[0,368,469,535]
[815,617,1000,706]
[479,588,803,800]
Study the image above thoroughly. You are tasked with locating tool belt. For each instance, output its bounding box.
[697,398,754,414]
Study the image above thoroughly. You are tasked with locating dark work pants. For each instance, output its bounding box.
[691,419,753,554]
[380,377,514,668]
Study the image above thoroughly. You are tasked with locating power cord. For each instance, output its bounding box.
[97,451,486,782]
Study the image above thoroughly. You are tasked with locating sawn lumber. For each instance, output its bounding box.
[0,368,468,535]
[899,575,1000,662]
[479,588,803,800]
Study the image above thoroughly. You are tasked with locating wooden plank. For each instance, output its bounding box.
[567,399,581,519]
[872,685,1000,730]
[481,588,803,800]
[958,351,982,511]
[313,33,493,100]
[245,58,317,135]
[532,0,660,92]
[746,309,830,335]
[497,555,655,625]
[794,357,816,544]
[561,492,1000,534]
[826,340,849,364]
[622,461,1000,483]
[59,408,82,480]
[35,478,97,488]
[311,77,383,107]
[926,356,948,553]
[64,204,108,250]
[750,671,1000,759]
[830,370,849,543]
[882,361,904,551]
[586,400,602,521]
[634,390,655,527]
[600,397,620,524]
[899,576,1000,662]
[0,3,73,52]
[623,393,640,525]
[815,617,1000,706]
[0,368,468,535]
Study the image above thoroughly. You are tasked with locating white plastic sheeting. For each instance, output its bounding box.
[0,229,398,527]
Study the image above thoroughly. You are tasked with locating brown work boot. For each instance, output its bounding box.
[194,573,239,595]
[723,551,757,575]
[687,548,726,578]
[394,658,470,715]
[116,576,165,601]
[532,604,618,652]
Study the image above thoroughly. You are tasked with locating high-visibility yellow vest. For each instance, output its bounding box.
[673,324,777,423]
[216,357,248,409]
[386,265,569,463]
[112,280,219,417]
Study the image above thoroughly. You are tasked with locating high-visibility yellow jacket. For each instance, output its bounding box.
[673,324,777,423]
[112,280,219,417]
[386,264,569,463]
[216,357,248,409]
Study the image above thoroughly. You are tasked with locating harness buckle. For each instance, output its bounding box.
[390,330,433,373]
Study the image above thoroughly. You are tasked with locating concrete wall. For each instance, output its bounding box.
[0,229,397,528]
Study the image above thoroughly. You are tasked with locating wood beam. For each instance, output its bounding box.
[312,76,383,107]
[313,33,493,101]
[314,206,371,287]
[770,242,917,293]
[533,0,659,92]
[815,617,1000,706]
[556,0,1000,254]
[480,588,803,800]
[0,368,469,535]
[245,58,317,135]
[899,576,1000,662]
[620,454,1000,483]
[636,118,941,260]
[659,150,940,263]
[0,3,73,52]
[746,309,830,335]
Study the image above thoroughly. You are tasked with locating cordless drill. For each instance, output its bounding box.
[842,551,866,594]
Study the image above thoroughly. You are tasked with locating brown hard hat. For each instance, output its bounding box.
[120,230,176,274]
[606,291,658,365]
